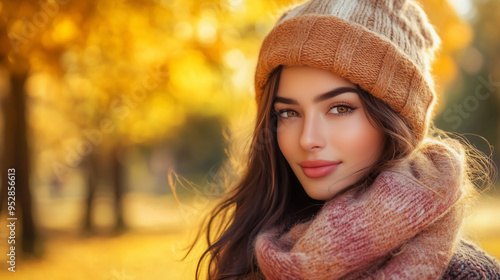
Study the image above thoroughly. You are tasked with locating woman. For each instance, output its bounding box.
[191,0,500,279]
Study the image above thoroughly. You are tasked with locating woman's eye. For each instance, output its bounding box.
[330,106,351,115]
[278,110,299,118]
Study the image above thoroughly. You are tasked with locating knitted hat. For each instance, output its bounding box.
[255,0,441,141]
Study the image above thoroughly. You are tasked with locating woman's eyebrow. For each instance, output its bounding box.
[274,87,359,105]
[313,87,359,103]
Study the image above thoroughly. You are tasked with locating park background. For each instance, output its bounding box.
[0,0,499,279]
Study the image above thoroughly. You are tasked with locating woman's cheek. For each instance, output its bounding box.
[329,117,363,151]
[347,117,383,164]
[332,115,379,159]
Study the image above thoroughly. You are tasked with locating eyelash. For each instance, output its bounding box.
[273,103,358,119]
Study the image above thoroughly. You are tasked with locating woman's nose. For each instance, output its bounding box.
[299,114,326,151]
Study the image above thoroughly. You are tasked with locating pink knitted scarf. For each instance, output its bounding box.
[255,141,466,279]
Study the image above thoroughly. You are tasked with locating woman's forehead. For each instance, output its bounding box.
[277,66,358,99]
[279,66,355,89]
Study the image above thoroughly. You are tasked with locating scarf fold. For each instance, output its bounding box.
[255,141,466,280]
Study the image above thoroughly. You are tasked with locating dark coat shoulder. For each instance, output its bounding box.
[443,239,500,279]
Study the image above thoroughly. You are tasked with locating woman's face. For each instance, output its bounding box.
[274,66,385,200]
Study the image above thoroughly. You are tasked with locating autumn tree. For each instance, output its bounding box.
[0,0,97,253]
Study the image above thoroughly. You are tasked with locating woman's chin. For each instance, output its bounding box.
[303,188,338,201]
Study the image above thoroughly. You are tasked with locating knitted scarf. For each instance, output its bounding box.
[255,141,466,279]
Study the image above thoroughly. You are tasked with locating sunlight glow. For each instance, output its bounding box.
[447,0,474,19]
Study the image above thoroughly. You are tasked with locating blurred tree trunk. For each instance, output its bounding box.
[83,147,127,233]
[112,145,126,232]
[83,154,98,233]
[1,68,38,254]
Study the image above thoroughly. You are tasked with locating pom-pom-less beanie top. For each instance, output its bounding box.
[254,0,441,142]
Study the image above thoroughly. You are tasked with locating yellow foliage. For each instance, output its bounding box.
[51,16,80,44]
[419,0,474,112]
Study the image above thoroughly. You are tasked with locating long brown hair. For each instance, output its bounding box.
[189,66,496,279]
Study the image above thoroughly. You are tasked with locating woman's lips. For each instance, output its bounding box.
[299,160,341,178]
